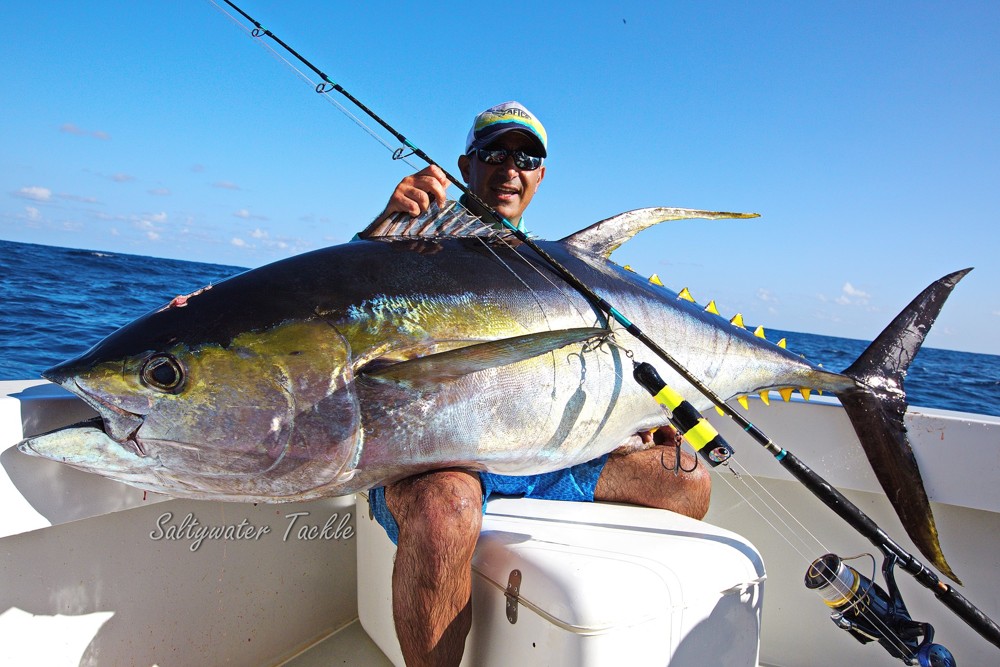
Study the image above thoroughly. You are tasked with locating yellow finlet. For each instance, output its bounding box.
[753,325,766,339]
[737,395,749,410]
[623,264,636,273]
[779,387,794,402]
[648,273,664,286]
[705,300,720,315]
[730,313,746,329]
[715,405,726,416]
[678,287,695,302]
[800,388,812,401]
[777,337,787,349]
[759,391,770,406]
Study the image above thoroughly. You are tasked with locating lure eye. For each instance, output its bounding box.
[141,354,185,392]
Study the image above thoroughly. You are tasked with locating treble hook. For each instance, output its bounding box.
[659,437,699,475]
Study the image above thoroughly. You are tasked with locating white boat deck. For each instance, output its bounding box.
[2,379,998,665]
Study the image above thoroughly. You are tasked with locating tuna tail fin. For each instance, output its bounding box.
[838,268,972,583]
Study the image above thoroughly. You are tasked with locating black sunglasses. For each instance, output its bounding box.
[475,148,544,171]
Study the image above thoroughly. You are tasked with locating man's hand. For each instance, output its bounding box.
[376,165,450,222]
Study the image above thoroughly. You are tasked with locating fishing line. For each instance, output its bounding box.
[725,457,831,558]
[714,461,919,658]
[212,2,1000,656]
[207,0,423,172]
[212,0,594,328]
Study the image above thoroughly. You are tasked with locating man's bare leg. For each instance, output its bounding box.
[382,433,709,665]
[385,470,483,667]
[595,442,712,519]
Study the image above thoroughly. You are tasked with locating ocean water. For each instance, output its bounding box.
[2,239,998,417]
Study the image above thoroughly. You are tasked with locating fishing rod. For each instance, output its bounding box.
[214,2,1000,660]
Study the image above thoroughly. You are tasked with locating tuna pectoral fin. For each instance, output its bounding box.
[363,327,610,389]
[839,268,971,583]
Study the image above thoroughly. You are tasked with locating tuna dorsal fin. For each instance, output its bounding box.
[358,200,517,241]
[561,208,759,258]
[363,327,608,388]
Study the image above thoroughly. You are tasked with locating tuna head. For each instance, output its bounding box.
[18,296,363,502]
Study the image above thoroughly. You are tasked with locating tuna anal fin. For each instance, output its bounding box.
[363,327,609,388]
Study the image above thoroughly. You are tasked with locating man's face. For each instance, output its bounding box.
[458,132,546,223]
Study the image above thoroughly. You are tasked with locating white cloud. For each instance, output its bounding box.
[132,213,167,238]
[835,281,871,306]
[60,123,110,140]
[756,288,777,303]
[148,187,171,196]
[14,186,52,201]
[57,193,99,204]
[60,123,86,135]
[842,282,870,299]
[233,209,268,221]
[213,181,241,190]
[231,237,248,248]
[25,206,41,220]
[111,173,134,183]
[250,228,268,239]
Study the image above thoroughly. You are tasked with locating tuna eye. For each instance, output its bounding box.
[141,354,185,392]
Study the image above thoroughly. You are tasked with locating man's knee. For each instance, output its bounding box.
[385,470,484,572]
[595,446,712,520]
[675,451,712,519]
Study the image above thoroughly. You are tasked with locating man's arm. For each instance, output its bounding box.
[374,165,450,224]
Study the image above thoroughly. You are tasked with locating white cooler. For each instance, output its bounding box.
[356,495,765,666]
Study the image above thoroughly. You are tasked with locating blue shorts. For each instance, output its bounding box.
[368,454,610,545]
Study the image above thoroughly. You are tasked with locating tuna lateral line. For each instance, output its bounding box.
[217,1,1000,653]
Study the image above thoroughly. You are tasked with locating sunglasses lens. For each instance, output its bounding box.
[478,149,506,165]
[512,152,542,170]
[476,149,541,170]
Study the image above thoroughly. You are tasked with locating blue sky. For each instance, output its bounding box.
[2,1,998,354]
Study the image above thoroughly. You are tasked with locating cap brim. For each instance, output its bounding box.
[468,128,547,157]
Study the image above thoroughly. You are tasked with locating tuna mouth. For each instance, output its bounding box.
[17,416,151,475]
[60,379,147,457]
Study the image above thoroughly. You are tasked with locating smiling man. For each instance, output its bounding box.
[375,101,545,230]
[369,101,711,666]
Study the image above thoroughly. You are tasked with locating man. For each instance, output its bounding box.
[369,101,712,666]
